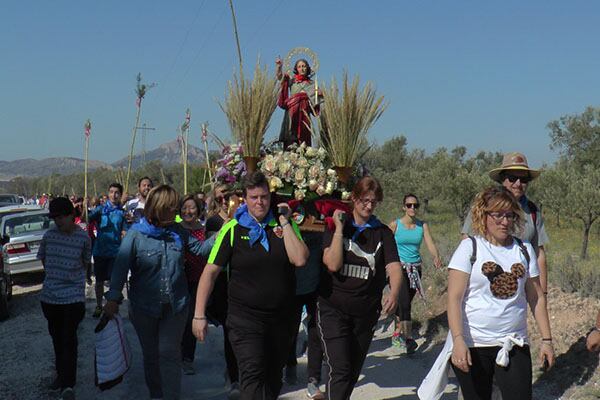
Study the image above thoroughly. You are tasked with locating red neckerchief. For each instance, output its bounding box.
[294,74,310,83]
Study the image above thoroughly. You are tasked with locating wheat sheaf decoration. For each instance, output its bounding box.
[316,72,387,167]
[220,60,278,157]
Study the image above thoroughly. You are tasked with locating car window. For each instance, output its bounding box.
[3,214,54,237]
[0,195,18,203]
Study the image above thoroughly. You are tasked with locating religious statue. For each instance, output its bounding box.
[275,47,322,149]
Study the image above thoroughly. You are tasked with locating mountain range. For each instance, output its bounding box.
[0,140,206,180]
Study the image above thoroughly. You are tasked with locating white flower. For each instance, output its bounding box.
[308,165,320,179]
[279,161,291,176]
[294,169,306,183]
[305,147,318,157]
[269,177,283,192]
[325,181,334,194]
[316,185,326,196]
[294,189,306,200]
[298,157,309,168]
[327,168,336,178]
[308,179,318,191]
[341,190,351,200]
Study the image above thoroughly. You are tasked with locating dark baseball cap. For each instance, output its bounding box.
[49,197,75,218]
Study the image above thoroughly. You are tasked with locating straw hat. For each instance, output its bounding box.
[488,152,541,183]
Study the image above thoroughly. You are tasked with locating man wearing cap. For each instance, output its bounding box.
[461,152,550,293]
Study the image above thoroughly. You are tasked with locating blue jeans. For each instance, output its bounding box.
[130,304,188,400]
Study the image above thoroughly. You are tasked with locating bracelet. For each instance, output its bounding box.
[193,316,207,321]
[334,233,343,237]
[453,333,464,340]
[541,338,552,341]
[280,220,290,228]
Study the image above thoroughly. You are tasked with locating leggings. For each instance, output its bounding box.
[395,267,420,321]
[317,300,379,400]
[452,345,532,400]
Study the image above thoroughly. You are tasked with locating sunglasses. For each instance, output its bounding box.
[487,211,516,222]
[405,203,420,209]
[503,174,531,184]
[215,194,232,203]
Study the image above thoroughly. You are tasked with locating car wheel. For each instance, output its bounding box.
[7,275,12,301]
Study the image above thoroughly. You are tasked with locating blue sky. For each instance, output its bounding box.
[2,1,599,168]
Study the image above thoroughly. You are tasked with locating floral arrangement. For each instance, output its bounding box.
[214,143,246,187]
[260,142,350,201]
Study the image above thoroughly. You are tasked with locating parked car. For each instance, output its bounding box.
[1,210,53,276]
[0,194,22,207]
[0,204,42,219]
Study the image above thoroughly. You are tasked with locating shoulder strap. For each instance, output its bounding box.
[468,235,477,266]
[527,200,538,226]
[514,237,530,264]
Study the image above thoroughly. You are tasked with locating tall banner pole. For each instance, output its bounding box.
[201,122,213,182]
[84,119,91,223]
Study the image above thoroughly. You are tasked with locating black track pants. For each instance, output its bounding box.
[316,300,379,400]
[452,345,532,400]
[227,311,293,400]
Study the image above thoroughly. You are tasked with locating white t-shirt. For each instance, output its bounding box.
[448,236,539,347]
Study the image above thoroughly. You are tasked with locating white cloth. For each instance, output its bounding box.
[95,314,132,385]
[418,331,454,400]
[447,236,539,346]
[418,332,526,399]
[495,333,525,367]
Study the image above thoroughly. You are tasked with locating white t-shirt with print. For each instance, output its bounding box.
[448,236,539,347]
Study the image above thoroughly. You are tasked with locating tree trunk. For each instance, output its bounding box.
[581,222,591,260]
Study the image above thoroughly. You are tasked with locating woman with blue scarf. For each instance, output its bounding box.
[104,185,215,400]
[193,171,309,400]
[319,176,404,400]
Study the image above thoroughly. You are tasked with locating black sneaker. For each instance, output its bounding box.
[60,387,75,400]
[406,338,418,354]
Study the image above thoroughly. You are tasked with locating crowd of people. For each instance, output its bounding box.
[33,151,600,400]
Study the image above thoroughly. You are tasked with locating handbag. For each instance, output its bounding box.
[94,314,132,390]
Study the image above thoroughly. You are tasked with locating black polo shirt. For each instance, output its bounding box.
[208,218,302,318]
[319,218,399,316]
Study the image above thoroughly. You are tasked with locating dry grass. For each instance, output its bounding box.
[316,72,387,167]
[220,60,278,157]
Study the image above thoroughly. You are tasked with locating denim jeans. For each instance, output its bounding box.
[41,302,85,390]
[130,304,188,400]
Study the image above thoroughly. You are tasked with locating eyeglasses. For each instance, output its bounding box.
[405,203,420,209]
[358,198,378,207]
[503,174,531,184]
[487,211,516,222]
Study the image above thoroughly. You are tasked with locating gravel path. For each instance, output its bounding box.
[1,276,459,400]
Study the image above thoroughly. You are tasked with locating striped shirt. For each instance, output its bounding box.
[37,226,92,304]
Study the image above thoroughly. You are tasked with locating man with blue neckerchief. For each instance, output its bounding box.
[86,182,126,318]
[193,171,309,400]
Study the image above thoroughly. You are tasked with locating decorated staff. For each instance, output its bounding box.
[125,73,155,195]
[83,119,91,222]
[201,122,212,182]
[180,108,191,194]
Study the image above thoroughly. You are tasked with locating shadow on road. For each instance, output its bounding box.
[532,335,599,398]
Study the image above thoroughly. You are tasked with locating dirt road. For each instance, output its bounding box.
[0,278,459,400]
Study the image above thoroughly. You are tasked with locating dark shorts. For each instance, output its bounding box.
[94,256,115,282]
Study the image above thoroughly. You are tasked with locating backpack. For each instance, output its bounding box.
[468,235,530,266]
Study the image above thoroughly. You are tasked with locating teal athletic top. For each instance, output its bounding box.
[393,219,424,263]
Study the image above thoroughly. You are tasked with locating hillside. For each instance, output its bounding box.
[0,140,205,179]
